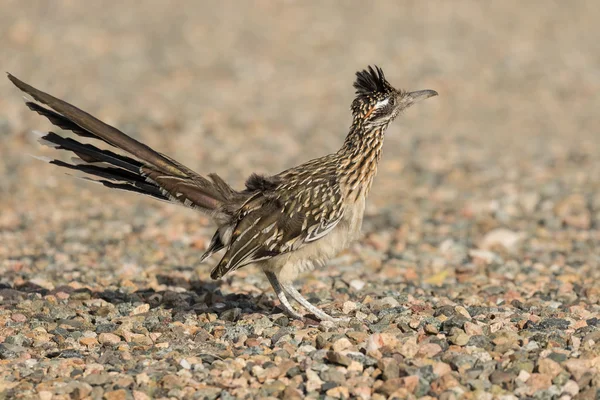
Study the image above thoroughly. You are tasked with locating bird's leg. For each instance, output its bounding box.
[280,281,338,322]
[264,271,303,320]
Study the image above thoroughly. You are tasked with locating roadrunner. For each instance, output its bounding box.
[8,66,437,321]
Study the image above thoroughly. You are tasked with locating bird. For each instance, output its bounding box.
[8,66,437,321]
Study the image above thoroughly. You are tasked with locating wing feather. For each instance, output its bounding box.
[211,179,344,279]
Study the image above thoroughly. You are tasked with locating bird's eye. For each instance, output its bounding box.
[388,97,395,106]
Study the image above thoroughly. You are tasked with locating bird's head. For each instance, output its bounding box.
[351,66,437,127]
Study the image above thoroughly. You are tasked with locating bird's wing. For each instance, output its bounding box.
[210,180,344,279]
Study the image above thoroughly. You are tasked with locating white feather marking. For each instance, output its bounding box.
[262,222,276,234]
[236,216,262,241]
[38,138,59,148]
[375,98,389,108]
[305,215,343,242]
[77,176,104,185]
[70,157,110,167]
[30,130,45,138]
[219,225,234,245]
[28,154,53,163]
[156,175,187,182]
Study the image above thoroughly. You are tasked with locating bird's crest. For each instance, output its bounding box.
[353,65,392,97]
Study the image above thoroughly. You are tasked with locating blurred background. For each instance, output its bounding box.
[0,1,598,286]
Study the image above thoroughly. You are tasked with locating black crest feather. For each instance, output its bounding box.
[353,65,388,96]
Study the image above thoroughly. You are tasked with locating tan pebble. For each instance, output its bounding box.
[424,324,438,334]
[133,391,151,400]
[55,292,70,300]
[347,360,363,373]
[179,359,191,370]
[79,337,99,346]
[136,373,150,386]
[130,304,150,315]
[436,314,448,323]
[570,336,581,350]
[326,386,350,398]
[245,338,261,347]
[352,386,372,400]
[264,366,281,379]
[346,331,369,344]
[305,369,323,392]
[121,331,151,345]
[355,311,369,321]
[490,322,504,333]
[418,343,442,357]
[378,296,400,308]
[38,391,53,400]
[399,337,418,358]
[11,313,26,323]
[342,301,357,314]
[409,318,421,329]
[572,320,587,330]
[526,373,552,395]
[432,373,460,392]
[155,342,169,349]
[517,370,531,382]
[74,382,93,398]
[432,362,452,377]
[451,333,470,346]
[117,344,130,352]
[252,365,266,381]
[563,359,592,381]
[378,357,400,380]
[389,388,412,398]
[98,333,121,345]
[464,321,483,336]
[283,386,304,399]
[120,280,138,291]
[379,333,399,349]
[529,315,541,323]
[538,358,562,378]
[366,333,383,355]
[104,389,128,400]
[120,330,134,342]
[479,228,524,252]
[561,380,579,396]
[377,377,404,396]
[469,249,499,264]
[455,306,471,319]
[67,281,84,290]
[44,295,58,304]
[332,337,353,352]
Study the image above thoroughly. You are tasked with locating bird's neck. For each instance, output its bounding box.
[337,121,389,197]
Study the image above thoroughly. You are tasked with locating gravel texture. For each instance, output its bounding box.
[1,1,599,399]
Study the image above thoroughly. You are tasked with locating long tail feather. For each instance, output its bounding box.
[8,73,184,176]
[39,131,142,173]
[8,73,244,220]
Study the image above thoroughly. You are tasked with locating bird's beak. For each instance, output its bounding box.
[405,89,438,104]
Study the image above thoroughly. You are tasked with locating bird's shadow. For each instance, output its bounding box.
[0,275,276,320]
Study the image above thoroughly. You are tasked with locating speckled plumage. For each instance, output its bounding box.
[8,66,437,321]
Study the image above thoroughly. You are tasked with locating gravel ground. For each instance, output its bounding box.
[1,1,599,399]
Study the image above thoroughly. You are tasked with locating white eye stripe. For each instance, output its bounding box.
[374,98,389,108]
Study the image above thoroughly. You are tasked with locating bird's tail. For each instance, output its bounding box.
[8,73,238,221]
